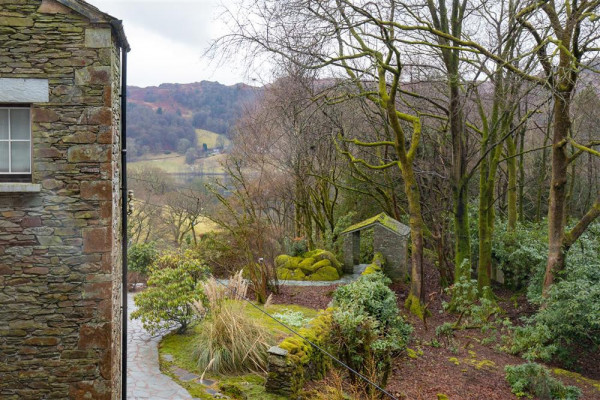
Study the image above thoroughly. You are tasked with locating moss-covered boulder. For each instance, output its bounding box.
[277,267,306,280]
[303,249,342,274]
[275,249,342,281]
[362,252,386,275]
[306,265,339,281]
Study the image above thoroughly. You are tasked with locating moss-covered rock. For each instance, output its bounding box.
[306,250,342,273]
[298,257,316,272]
[277,268,306,280]
[275,254,290,268]
[362,252,385,275]
[306,265,340,281]
[275,250,342,281]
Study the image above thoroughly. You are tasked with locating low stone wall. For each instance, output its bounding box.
[265,310,333,397]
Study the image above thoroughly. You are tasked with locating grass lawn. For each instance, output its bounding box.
[196,129,230,149]
[128,153,227,174]
[158,302,318,399]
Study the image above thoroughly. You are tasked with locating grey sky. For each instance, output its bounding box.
[87,0,247,87]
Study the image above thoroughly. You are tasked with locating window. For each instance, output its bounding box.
[0,106,31,182]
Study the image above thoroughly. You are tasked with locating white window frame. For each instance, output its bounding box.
[0,106,32,175]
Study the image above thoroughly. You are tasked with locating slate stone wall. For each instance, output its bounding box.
[0,1,123,399]
[373,224,408,281]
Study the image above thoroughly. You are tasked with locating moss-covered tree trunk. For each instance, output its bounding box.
[543,89,572,293]
[478,167,494,291]
[401,163,425,304]
[506,135,518,232]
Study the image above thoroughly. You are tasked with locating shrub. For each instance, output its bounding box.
[507,223,600,361]
[131,252,209,334]
[128,242,158,289]
[194,273,274,374]
[492,221,547,290]
[194,300,273,375]
[271,309,312,328]
[285,237,308,257]
[505,363,581,399]
[331,273,412,393]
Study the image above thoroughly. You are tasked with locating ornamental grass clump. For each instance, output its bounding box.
[194,272,274,375]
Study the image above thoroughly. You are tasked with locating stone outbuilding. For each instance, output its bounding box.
[0,1,129,399]
[341,213,410,281]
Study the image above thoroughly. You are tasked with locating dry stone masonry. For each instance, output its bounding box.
[342,213,410,281]
[0,1,127,399]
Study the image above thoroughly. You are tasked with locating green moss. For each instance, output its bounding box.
[277,267,305,281]
[309,250,342,272]
[437,394,450,400]
[362,252,386,275]
[475,360,496,370]
[275,250,343,280]
[275,254,290,268]
[311,259,332,270]
[405,293,427,320]
[306,265,340,281]
[448,357,460,366]
[362,263,380,275]
[303,250,320,258]
[342,213,408,236]
[297,257,317,273]
[553,368,600,392]
[278,309,333,371]
[406,348,421,359]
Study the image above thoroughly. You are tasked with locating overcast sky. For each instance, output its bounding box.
[87,0,249,88]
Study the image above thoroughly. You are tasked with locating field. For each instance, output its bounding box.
[195,129,230,149]
[128,153,228,174]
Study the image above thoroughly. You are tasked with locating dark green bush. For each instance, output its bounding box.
[128,241,158,277]
[507,223,600,362]
[505,362,581,399]
[131,251,209,334]
[331,273,412,393]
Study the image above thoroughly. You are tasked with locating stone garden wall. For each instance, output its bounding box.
[373,224,408,281]
[0,1,122,399]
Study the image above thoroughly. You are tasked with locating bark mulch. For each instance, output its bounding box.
[270,263,600,399]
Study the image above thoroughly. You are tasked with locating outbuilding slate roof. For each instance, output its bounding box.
[55,0,130,51]
[341,212,410,236]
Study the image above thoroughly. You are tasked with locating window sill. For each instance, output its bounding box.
[0,183,41,193]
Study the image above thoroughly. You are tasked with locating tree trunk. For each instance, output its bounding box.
[450,81,471,286]
[506,135,518,231]
[402,163,426,314]
[518,126,526,222]
[543,92,571,294]
[478,172,494,291]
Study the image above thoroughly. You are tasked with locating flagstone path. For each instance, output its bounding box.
[127,293,193,400]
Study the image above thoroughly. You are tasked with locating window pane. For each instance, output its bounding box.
[11,141,30,173]
[10,109,30,140]
[0,142,8,172]
[0,110,8,140]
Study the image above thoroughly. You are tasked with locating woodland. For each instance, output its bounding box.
[127,0,600,398]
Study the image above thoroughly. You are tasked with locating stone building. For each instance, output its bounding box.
[0,1,128,399]
[341,213,410,281]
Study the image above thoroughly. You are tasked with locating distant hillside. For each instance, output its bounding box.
[128,81,261,136]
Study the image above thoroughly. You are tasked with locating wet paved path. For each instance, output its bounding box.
[127,293,192,400]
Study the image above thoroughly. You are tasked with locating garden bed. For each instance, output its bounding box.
[157,302,318,399]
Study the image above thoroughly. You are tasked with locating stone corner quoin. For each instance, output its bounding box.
[0,1,125,399]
